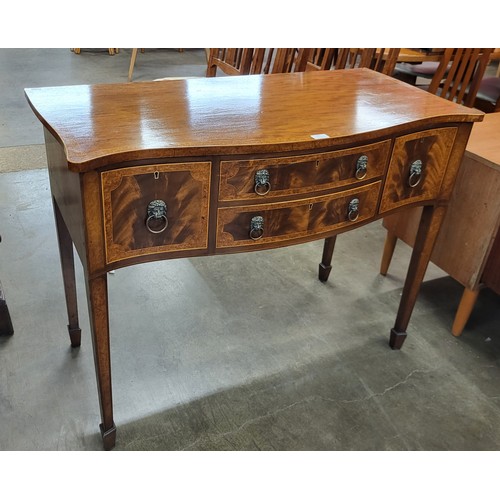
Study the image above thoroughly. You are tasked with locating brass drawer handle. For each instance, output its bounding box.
[254,169,271,196]
[146,200,168,234]
[347,198,360,222]
[249,215,264,240]
[408,159,423,188]
[355,155,368,180]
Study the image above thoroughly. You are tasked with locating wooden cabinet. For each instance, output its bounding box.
[24,69,482,450]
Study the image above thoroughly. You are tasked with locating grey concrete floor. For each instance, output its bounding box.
[1,49,500,453]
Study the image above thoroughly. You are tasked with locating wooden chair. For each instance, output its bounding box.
[425,48,493,106]
[72,49,119,55]
[206,48,311,77]
[128,49,185,82]
[306,48,401,76]
[394,48,493,107]
[379,48,495,336]
[206,48,257,77]
[474,76,500,112]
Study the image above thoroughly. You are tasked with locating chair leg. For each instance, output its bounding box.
[451,287,480,336]
[128,48,138,82]
[380,231,398,276]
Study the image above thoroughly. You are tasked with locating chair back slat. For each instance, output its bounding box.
[427,48,493,106]
[307,48,400,76]
[306,48,337,70]
[207,48,311,76]
[207,48,400,78]
[206,48,256,76]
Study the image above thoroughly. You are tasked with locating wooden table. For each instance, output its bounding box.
[396,48,444,63]
[382,112,500,335]
[24,69,482,449]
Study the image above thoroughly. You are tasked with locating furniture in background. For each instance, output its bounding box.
[206,48,311,77]
[128,48,185,82]
[474,76,500,112]
[305,48,400,75]
[207,48,402,77]
[380,112,500,336]
[25,69,482,449]
[128,48,145,82]
[394,48,493,105]
[71,48,119,55]
[0,235,14,336]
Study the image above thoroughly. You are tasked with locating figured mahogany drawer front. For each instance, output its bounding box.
[101,162,211,263]
[219,140,391,202]
[216,182,381,249]
[379,127,458,213]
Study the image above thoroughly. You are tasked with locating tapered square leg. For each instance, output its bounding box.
[391,205,447,348]
[318,235,337,282]
[85,274,115,450]
[53,199,81,347]
[389,328,407,350]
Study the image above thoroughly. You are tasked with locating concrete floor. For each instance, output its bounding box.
[1,49,500,452]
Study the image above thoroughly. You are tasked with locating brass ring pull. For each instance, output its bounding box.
[347,198,360,222]
[146,200,168,234]
[355,155,368,180]
[408,160,423,188]
[254,169,271,196]
[249,215,264,240]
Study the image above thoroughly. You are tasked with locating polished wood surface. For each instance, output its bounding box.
[26,70,482,449]
[25,70,481,172]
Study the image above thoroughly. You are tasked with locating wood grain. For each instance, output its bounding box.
[219,140,391,201]
[380,127,457,213]
[24,70,483,172]
[216,182,380,249]
[102,163,211,264]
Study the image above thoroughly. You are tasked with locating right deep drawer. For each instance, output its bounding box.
[219,140,391,202]
[379,127,458,213]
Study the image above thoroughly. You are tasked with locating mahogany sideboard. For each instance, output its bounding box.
[25,69,483,450]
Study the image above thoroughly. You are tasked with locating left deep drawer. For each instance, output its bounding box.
[101,162,211,264]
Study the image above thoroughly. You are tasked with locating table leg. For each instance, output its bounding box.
[318,235,337,282]
[380,231,398,276]
[53,199,81,347]
[85,273,116,450]
[390,205,446,349]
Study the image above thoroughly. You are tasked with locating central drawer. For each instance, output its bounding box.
[219,140,391,202]
[217,181,381,249]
